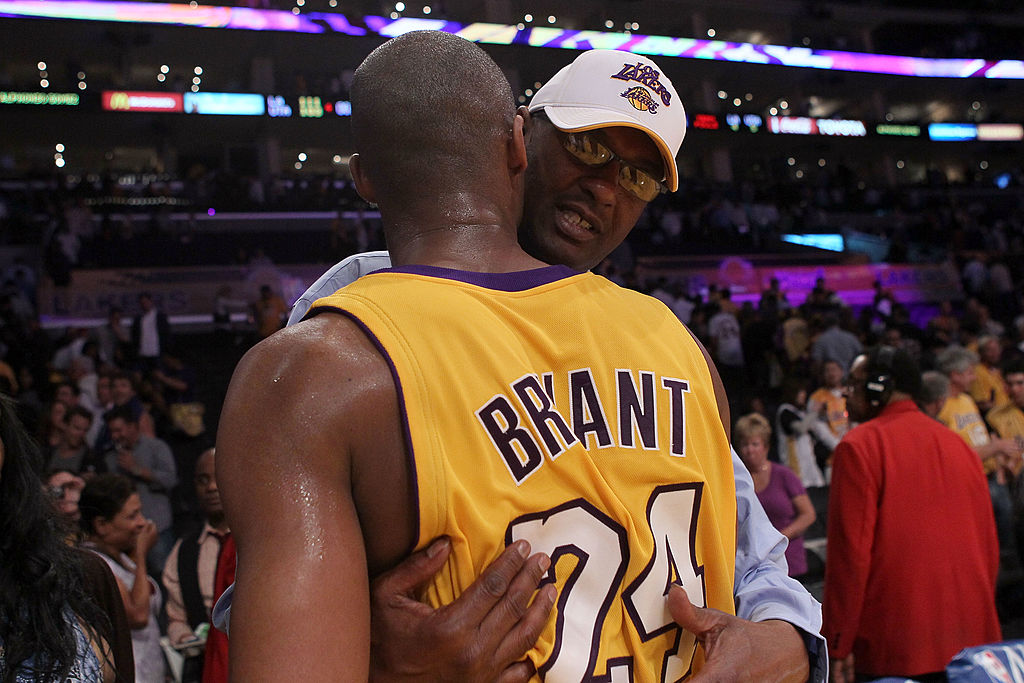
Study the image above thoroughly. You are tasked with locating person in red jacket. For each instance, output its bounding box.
[824,345,1001,682]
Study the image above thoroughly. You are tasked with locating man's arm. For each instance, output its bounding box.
[690,328,825,682]
[218,317,391,680]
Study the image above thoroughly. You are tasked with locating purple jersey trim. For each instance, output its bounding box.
[379,264,579,291]
[313,307,421,555]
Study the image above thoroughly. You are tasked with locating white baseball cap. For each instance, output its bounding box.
[529,49,686,192]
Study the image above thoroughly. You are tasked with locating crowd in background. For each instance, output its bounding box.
[3,174,1024,676]
[1,166,1023,281]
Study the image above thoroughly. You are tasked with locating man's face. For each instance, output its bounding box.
[112,378,133,404]
[194,451,223,519]
[844,356,872,423]
[520,114,663,272]
[1007,372,1024,409]
[64,414,90,448]
[950,366,975,394]
[980,339,1001,365]
[108,417,139,449]
[55,384,76,407]
[822,361,844,389]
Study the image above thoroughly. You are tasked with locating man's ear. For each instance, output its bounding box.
[349,153,377,205]
[508,112,528,176]
[517,105,533,145]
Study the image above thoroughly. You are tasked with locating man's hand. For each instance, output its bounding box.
[370,536,556,683]
[668,585,809,683]
[116,447,137,473]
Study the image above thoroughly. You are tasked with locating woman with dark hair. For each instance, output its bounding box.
[79,474,164,683]
[0,393,132,682]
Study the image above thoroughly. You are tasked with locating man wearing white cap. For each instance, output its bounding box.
[276,46,822,681]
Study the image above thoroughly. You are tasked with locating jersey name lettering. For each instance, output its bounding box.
[476,369,691,484]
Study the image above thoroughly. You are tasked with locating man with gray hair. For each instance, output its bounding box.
[916,370,950,419]
[937,344,1021,558]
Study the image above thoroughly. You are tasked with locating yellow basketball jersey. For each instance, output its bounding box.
[310,265,737,682]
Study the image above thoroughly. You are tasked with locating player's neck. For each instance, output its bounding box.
[387,216,546,273]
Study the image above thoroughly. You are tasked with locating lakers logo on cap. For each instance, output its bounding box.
[620,86,659,114]
[611,62,673,107]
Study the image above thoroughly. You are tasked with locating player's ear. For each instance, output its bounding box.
[349,153,377,204]
[508,112,528,176]
[518,105,534,147]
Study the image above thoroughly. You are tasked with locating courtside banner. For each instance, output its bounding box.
[102,91,183,112]
[948,641,1024,683]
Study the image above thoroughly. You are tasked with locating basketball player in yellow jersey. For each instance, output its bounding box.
[306,265,737,681]
[217,32,805,682]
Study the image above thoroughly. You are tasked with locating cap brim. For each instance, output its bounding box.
[543,106,679,192]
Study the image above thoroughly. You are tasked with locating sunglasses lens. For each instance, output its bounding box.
[619,165,661,202]
[564,133,612,166]
[563,131,664,202]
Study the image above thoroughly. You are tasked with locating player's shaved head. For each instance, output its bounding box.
[351,31,516,202]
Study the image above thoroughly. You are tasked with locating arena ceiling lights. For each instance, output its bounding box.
[3,0,1024,79]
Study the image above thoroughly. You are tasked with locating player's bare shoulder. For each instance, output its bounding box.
[219,313,397,472]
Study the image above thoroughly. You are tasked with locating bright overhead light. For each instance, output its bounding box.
[37,61,46,70]
[423,5,431,14]
[395,1,405,9]
[524,13,532,22]
[547,15,555,23]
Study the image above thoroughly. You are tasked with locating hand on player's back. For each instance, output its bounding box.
[370,536,557,683]
[669,585,810,683]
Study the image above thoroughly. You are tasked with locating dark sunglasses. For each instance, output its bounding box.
[554,128,668,202]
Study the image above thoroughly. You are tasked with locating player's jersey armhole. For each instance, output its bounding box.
[312,304,423,556]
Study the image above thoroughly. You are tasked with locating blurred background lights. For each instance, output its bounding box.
[395,1,405,9]
[194,66,203,75]
[298,152,307,161]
